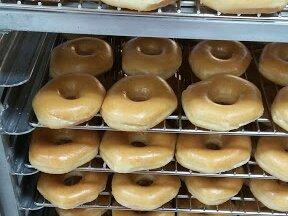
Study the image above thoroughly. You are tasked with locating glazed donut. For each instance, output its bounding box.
[250,179,288,212]
[176,134,251,173]
[259,43,288,86]
[100,131,176,173]
[37,172,108,209]
[200,0,288,14]
[272,86,288,131]
[255,137,288,182]
[182,74,264,131]
[100,0,176,11]
[189,40,251,80]
[122,38,182,79]
[101,75,177,131]
[50,37,113,78]
[32,73,105,129]
[29,128,99,174]
[113,210,174,216]
[184,174,243,205]
[56,208,106,216]
[112,174,180,210]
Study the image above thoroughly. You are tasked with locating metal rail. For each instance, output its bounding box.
[0,1,288,41]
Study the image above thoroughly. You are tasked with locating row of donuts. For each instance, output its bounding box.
[29,128,288,182]
[51,36,288,85]
[33,71,288,132]
[38,171,288,212]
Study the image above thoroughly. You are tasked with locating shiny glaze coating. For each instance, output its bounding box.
[250,179,288,212]
[255,137,288,182]
[200,0,288,14]
[122,37,182,79]
[100,131,176,173]
[33,73,105,129]
[56,208,106,216]
[112,174,180,210]
[50,37,113,78]
[189,40,251,80]
[259,43,288,86]
[272,86,288,131]
[176,134,251,173]
[182,74,264,131]
[100,0,176,11]
[29,128,100,174]
[37,172,108,209]
[184,174,243,205]
[101,75,177,131]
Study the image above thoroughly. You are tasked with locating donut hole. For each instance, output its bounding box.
[55,137,73,145]
[138,45,162,56]
[205,141,222,150]
[211,47,233,60]
[127,88,151,102]
[59,88,80,100]
[71,44,96,56]
[131,141,147,147]
[63,172,83,186]
[136,175,154,187]
[208,85,239,106]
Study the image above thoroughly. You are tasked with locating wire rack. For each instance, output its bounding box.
[25,174,287,216]
[25,38,288,137]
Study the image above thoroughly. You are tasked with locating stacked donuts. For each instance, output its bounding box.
[29,36,288,216]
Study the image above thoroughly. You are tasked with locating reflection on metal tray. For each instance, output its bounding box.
[0,1,288,41]
[19,174,288,215]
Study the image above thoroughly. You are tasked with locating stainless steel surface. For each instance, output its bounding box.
[19,174,287,215]
[0,32,47,87]
[0,1,288,41]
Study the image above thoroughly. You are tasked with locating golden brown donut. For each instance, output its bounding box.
[113,210,174,216]
[56,208,106,216]
[37,172,108,209]
[250,179,288,212]
[200,0,288,14]
[50,37,113,78]
[29,128,99,174]
[189,40,251,80]
[112,174,180,210]
[100,131,176,173]
[184,174,243,205]
[259,43,288,86]
[176,134,251,173]
[255,137,288,182]
[101,75,177,131]
[122,38,182,79]
[100,0,176,11]
[32,73,105,129]
[272,86,288,131]
[182,74,264,131]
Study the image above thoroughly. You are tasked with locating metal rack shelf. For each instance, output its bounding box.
[19,175,288,215]
[0,1,288,42]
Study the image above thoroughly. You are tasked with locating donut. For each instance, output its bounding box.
[50,37,113,78]
[182,74,264,131]
[37,172,108,209]
[200,0,288,14]
[176,134,251,173]
[112,174,180,210]
[113,210,174,216]
[29,128,99,174]
[272,86,288,131]
[259,43,288,86]
[189,40,251,80]
[255,137,288,182]
[32,73,105,129]
[250,179,288,212]
[100,0,176,11]
[184,175,243,205]
[101,75,177,131]
[100,131,176,173]
[122,38,182,79]
[56,208,106,216]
